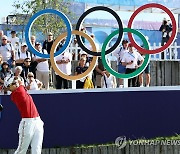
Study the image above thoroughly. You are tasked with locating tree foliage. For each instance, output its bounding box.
[12,0,75,37]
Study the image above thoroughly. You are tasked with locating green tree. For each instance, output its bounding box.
[12,0,75,39]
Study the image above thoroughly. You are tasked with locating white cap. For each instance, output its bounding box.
[21,42,27,46]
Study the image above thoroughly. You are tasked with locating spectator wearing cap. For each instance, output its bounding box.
[122,43,144,87]
[113,39,129,88]
[34,42,49,90]
[55,51,72,89]
[8,31,20,53]
[0,62,13,85]
[0,35,16,67]
[16,43,32,66]
[21,58,37,84]
[25,72,43,91]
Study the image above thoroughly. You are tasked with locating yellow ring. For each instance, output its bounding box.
[50,30,97,80]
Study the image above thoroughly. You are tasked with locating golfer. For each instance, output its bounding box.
[4,75,44,154]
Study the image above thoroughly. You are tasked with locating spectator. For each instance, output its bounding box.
[101,70,117,88]
[21,58,37,84]
[42,32,60,54]
[34,42,49,90]
[75,57,88,89]
[8,31,20,53]
[138,41,151,87]
[0,54,3,71]
[122,43,144,87]
[31,35,36,46]
[113,39,128,88]
[72,38,79,60]
[14,66,24,84]
[25,72,42,90]
[95,57,106,88]
[138,64,150,87]
[0,62,13,85]
[42,32,60,88]
[0,35,16,67]
[55,51,72,89]
[16,43,31,66]
[159,18,172,59]
[159,18,172,46]
[0,30,4,43]
[83,33,99,86]
[80,27,86,43]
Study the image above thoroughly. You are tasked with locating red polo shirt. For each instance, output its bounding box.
[11,85,39,118]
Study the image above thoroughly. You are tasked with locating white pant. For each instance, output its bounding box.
[36,70,49,90]
[14,117,44,154]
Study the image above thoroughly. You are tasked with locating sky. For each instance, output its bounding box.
[0,0,178,24]
[0,0,15,23]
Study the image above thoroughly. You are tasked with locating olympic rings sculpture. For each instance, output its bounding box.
[25,3,177,80]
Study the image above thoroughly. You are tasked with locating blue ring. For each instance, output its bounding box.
[25,9,72,58]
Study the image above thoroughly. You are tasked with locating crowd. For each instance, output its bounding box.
[0,28,151,91]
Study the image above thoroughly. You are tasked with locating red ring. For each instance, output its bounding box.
[128,3,177,54]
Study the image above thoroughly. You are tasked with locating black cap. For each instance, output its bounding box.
[35,42,41,46]
[11,31,16,34]
[122,40,128,44]
[2,62,9,67]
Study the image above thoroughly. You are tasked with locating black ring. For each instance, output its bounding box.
[75,6,123,56]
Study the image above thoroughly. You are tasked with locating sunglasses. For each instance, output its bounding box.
[25,61,31,62]
[28,76,34,78]
[2,39,7,40]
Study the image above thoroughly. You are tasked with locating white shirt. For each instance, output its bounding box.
[26,78,41,90]
[15,50,31,60]
[8,37,19,49]
[35,49,49,72]
[121,50,144,69]
[101,74,116,88]
[113,46,128,62]
[55,51,72,75]
[0,43,14,61]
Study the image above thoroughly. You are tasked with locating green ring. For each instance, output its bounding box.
[101,28,150,79]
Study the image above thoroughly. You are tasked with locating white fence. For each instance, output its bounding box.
[150,42,180,61]
[68,42,180,61]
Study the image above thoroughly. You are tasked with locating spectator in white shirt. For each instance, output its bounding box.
[101,70,117,88]
[122,43,144,87]
[31,35,36,47]
[14,66,24,84]
[25,72,42,91]
[55,51,72,89]
[34,42,49,90]
[0,35,15,67]
[113,40,128,88]
[16,43,32,66]
[8,31,20,53]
